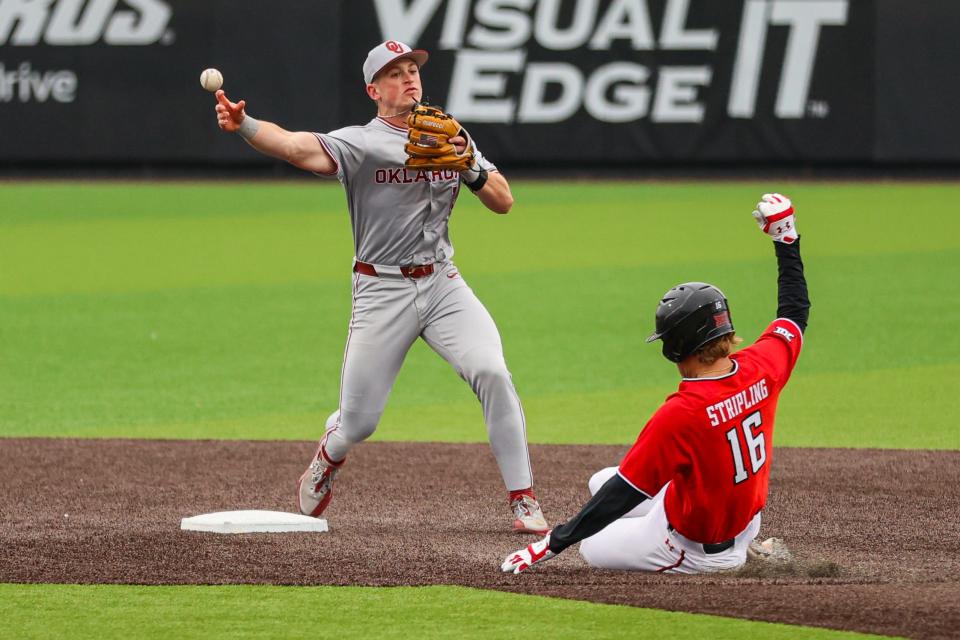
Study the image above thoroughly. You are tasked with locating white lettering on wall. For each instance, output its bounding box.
[729,0,849,118]
[0,0,172,46]
[447,50,526,121]
[0,62,77,102]
[372,0,851,124]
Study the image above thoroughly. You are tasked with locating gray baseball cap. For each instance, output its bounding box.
[363,40,429,84]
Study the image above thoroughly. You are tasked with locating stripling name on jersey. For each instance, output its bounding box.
[706,378,769,426]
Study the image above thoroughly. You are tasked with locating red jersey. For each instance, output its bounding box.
[618,318,804,544]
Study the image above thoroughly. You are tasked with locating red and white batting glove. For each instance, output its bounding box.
[501,531,557,574]
[753,193,798,244]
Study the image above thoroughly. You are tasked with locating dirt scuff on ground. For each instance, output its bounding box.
[1,439,958,639]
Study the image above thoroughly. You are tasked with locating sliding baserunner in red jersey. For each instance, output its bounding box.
[503,193,809,574]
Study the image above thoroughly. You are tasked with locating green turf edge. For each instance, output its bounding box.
[0,584,889,640]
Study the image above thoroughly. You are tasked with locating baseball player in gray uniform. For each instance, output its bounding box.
[213,40,549,534]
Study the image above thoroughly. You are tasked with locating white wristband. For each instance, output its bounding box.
[238,115,261,140]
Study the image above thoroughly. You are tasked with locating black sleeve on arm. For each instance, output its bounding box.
[775,236,810,333]
[547,474,648,554]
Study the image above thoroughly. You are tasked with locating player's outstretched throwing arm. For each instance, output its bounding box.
[213,89,336,175]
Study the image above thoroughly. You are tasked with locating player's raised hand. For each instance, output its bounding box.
[501,532,557,574]
[753,193,798,244]
[214,89,247,133]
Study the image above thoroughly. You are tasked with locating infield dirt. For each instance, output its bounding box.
[2,439,958,639]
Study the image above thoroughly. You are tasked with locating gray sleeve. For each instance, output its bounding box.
[313,127,366,181]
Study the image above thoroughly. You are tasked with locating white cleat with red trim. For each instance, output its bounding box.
[511,494,550,535]
[297,442,344,518]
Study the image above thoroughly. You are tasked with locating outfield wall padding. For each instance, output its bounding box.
[0,0,955,165]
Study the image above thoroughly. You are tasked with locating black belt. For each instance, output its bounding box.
[668,523,734,555]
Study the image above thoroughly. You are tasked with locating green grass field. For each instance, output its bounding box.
[5,180,955,638]
[0,584,879,640]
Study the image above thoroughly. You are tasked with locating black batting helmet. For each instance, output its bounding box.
[645,282,735,363]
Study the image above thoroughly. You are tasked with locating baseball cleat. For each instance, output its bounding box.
[511,494,550,535]
[297,443,345,517]
[747,537,793,563]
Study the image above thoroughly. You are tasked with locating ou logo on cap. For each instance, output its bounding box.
[386,41,403,53]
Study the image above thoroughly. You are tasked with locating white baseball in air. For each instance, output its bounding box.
[199,68,223,92]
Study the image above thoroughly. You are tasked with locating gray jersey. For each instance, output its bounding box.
[314,117,496,266]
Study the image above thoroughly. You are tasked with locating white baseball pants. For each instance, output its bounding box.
[578,467,761,573]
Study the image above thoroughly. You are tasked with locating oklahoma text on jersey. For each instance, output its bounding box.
[374,168,459,184]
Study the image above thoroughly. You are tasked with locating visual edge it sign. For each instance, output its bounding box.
[357,0,855,127]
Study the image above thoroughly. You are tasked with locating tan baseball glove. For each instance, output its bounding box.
[404,102,475,172]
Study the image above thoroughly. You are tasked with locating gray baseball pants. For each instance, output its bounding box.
[321,260,534,491]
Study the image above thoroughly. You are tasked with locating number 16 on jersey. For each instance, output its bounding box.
[725,410,766,484]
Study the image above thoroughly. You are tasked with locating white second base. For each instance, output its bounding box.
[180,510,329,534]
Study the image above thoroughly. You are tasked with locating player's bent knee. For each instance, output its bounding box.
[324,410,341,431]
[337,410,381,443]
[588,467,619,496]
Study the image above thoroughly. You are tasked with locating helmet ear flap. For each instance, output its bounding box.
[660,335,678,363]
[661,338,684,363]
